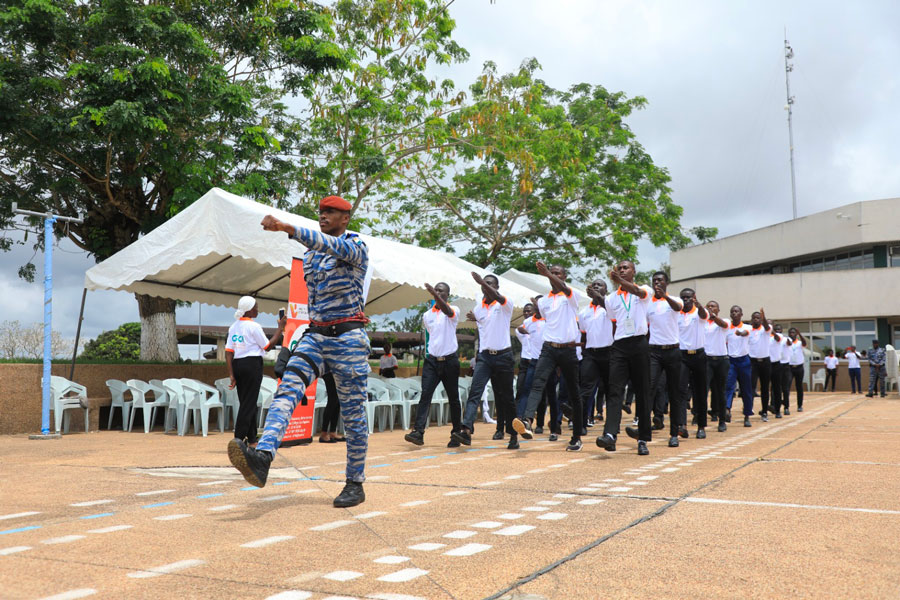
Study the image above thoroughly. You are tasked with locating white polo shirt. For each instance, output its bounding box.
[678,306,705,351]
[769,334,786,363]
[726,322,752,358]
[780,337,791,364]
[788,339,806,365]
[225,318,269,359]
[606,285,654,341]
[704,319,728,356]
[647,295,683,345]
[423,304,459,357]
[516,316,545,360]
[473,297,514,351]
[579,303,614,349]
[844,351,861,369]
[825,356,839,369]
[747,325,771,359]
[538,289,581,344]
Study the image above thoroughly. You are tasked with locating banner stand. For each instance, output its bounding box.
[278,257,317,447]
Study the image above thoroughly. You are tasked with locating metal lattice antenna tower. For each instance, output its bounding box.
[784,30,798,219]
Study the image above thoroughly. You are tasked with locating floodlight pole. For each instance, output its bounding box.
[784,30,798,220]
[11,203,83,435]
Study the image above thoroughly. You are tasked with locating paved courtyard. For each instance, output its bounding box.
[1,392,899,599]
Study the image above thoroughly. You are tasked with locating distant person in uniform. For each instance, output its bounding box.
[866,340,887,398]
[379,343,399,378]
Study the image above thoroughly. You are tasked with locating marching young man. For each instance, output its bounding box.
[514,303,541,419]
[579,279,613,436]
[787,328,808,411]
[513,262,584,452]
[769,323,788,418]
[676,288,708,439]
[704,301,730,431]
[725,305,754,428]
[748,309,773,422]
[404,282,463,448]
[595,261,654,456]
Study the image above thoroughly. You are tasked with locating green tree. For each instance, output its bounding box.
[0,0,344,360]
[393,59,687,275]
[81,322,141,361]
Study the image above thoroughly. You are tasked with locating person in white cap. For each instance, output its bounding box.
[226,296,285,445]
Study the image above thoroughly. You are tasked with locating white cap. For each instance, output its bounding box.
[235,296,256,320]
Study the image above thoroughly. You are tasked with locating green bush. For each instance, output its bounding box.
[81,323,141,361]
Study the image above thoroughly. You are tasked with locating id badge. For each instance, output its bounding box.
[621,317,636,336]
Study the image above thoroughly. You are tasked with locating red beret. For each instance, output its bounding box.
[320,195,352,212]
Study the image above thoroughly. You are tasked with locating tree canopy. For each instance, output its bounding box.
[80,322,140,361]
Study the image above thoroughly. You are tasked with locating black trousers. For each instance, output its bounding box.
[679,350,708,428]
[463,350,515,434]
[233,356,263,443]
[605,336,651,441]
[321,372,340,433]
[751,357,772,416]
[414,354,462,433]
[650,346,683,436]
[782,363,794,410]
[790,364,805,408]
[580,347,610,427]
[770,361,784,413]
[825,368,837,391]
[524,344,583,439]
[707,355,729,420]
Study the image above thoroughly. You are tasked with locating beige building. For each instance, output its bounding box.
[671,197,900,356]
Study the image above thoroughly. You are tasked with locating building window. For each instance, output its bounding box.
[780,319,878,356]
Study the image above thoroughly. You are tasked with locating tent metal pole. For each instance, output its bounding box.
[70,288,87,381]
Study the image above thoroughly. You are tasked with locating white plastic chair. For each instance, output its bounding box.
[366,378,395,433]
[126,379,169,433]
[105,379,132,431]
[885,345,899,393]
[180,379,225,437]
[50,375,89,434]
[811,368,826,392]
[154,379,181,433]
[385,378,421,430]
[215,377,239,429]
[257,376,278,428]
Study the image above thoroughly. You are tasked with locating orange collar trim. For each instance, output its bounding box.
[239,317,252,321]
[682,306,697,315]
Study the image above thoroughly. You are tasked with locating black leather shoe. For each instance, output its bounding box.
[717,422,727,432]
[710,413,719,422]
[507,433,519,450]
[668,436,679,448]
[596,413,604,422]
[623,404,632,415]
[696,428,706,439]
[678,426,689,439]
[404,430,424,446]
[492,430,504,440]
[512,418,534,440]
[725,408,732,423]
[652,416,664,430]
[447,438,461,448]
[595,433,616,452]
[548,433,559,442]
[333,480,365,508]
[798,406,804,412]
[744,417,752,427]
[774,412,782,419]
[637,441,649,456]
[534,426,544,434]
[865,393,874,397]
[625,426,640,440]
[227,438,272,488]
[450,429,472,446]
[784,408,790,415]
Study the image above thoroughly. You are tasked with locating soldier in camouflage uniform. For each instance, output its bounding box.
[228,195,371,508]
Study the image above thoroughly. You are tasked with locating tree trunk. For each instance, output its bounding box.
[136,293,179,362]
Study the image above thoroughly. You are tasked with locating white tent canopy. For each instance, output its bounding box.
[84,188,538,322]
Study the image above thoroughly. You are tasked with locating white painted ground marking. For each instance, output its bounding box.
[577,499,605,506]
[322,596,360,600]
[127,559,205,578]
[684,497,900,515]
[471,521,503,529]
[39,589,97,600]
[626,481,649,486]
[676,463,693,467]
[87,525,132,534]
[153,514,192,521]
[478,481,501,487]
[134,489,175,496]
[536,500,562,506]
[637,475,659,481]
[0,512,40,521]
[373,555,410,564]
[400,500,430,507]
[355,511,387,520]
[536,512,568,521]
[241,535,295,548]
[260,495,292,502]
[492,525,536,536]
[295,489,318,495]
[497,513,524,520]
[367,475,390,481]
[322,570,363,582]
[553,493,577,498]
[588,483,610,488]
[660,468,680,473]
[197,480,231,486]
[408,542,446,551]
[547,463,567,469]
[70,500,112,507]
[568,458,586,463]
[421,465,440,470]
[377,568,429,583]
[526,468,547,474]
[504,475,524,480]
[309,520,355,531]
[608,487,632,492]
[603,478,623,482]
[368,594,428,600]
[443,491,469,496]
[0,546,31,555]
[209,505,239,512]
[444,543,492,556]
[576,487,599,492]
[41,535,85,545]
[522,506,549,512]
[443,530,478,539]
[445,461,462,465]
[264,592,313,600]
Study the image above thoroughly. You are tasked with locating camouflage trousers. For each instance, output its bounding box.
[257,329,370,482]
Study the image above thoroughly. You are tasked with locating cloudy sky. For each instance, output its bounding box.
[3,0,899,354]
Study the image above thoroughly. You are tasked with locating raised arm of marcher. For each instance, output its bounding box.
[261,215,367,267]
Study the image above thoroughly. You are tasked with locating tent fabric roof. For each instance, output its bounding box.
[84,188,538,321]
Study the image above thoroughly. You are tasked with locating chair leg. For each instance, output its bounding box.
[200,406,209,437]
[143,405,152,434]
[84,407,90,433]
[108,404,116,430]
[122,404,131,431]
[54,408,63,434]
